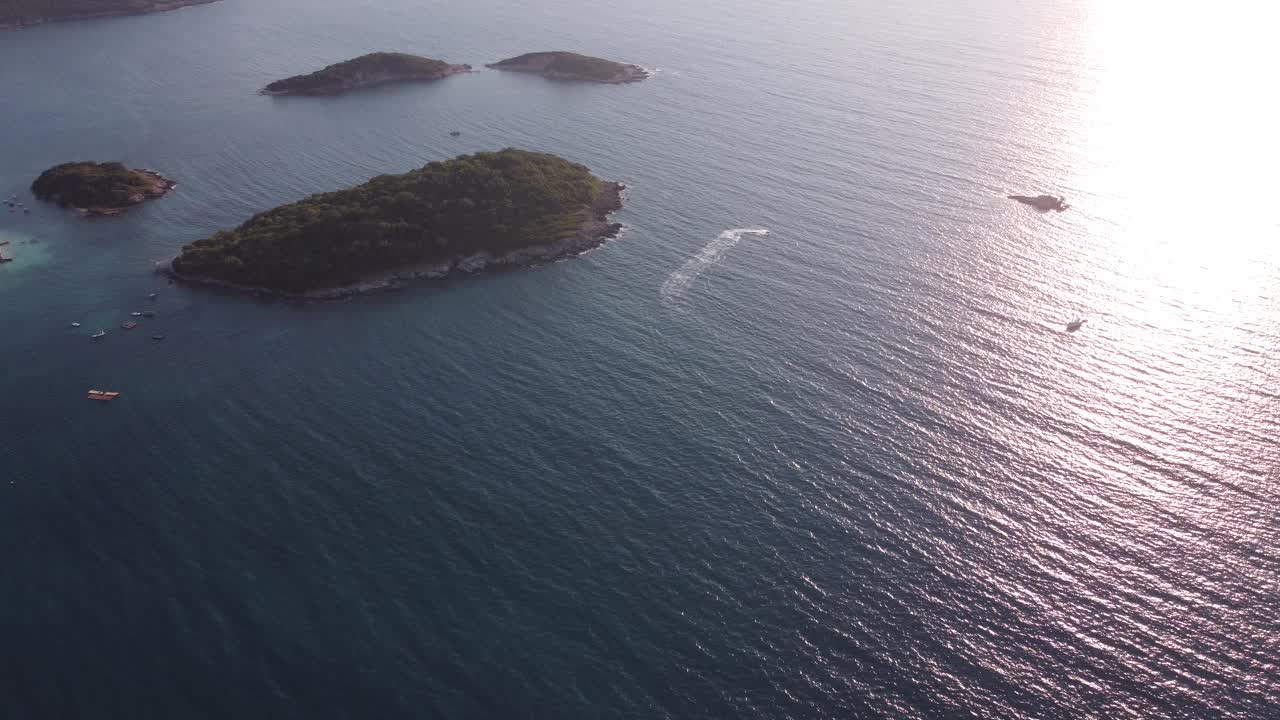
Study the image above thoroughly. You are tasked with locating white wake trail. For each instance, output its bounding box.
[660,228,769,302]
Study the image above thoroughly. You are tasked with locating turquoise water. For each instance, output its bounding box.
[2,0,1278,717]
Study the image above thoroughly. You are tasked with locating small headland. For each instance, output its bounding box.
[1,0,221,30]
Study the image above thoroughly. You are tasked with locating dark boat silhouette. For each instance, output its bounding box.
[1010,194,1069,211]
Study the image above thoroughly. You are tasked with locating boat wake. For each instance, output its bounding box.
[660,228,768,303]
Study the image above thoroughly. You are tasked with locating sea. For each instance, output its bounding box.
[1,0,1278,717]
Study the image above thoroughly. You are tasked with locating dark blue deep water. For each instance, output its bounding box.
[2,0,1278,717]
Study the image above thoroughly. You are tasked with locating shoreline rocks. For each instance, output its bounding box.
[79,170,177,216]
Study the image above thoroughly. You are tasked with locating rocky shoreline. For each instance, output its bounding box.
[163,182,625,300]
[562,66,647,84]
[78,170,178,217]
[1,0,220,30]
[497,64,649,84]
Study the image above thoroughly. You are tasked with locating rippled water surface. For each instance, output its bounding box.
[1,0,1277,717]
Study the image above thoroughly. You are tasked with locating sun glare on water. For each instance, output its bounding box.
[1065,1,1279,331]
[1009,2,1280,531]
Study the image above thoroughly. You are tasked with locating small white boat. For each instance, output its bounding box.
[91,330,107,340]
[71,322,82,328]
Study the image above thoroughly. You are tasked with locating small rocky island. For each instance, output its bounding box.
[168,149,624,297]
[1009,194,1069,212]
[263,52,471,96]
[487,51,648,84]
[31,162,176,217]
[1,0,219,29]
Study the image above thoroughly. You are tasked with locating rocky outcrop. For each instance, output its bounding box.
[31,163,176,217]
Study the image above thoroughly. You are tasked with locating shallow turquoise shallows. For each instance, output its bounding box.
[1,0,1277,717]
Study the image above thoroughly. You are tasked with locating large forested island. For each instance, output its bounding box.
[31,161,176,216]
[169,149,624,297]
[487,52,648,84]
[263,53,471,96]
[0,0,218,28]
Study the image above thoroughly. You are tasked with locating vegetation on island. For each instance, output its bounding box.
[172,149,617,292]
[263,52,470,95]
[1,0,218,28]
[487,51,647,83]
[31,162,175,211]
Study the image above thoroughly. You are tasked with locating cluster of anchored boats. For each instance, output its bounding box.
[81,290,171,402]
[0,193,30,264]
[4,193,30,215]
[81,290,167,345]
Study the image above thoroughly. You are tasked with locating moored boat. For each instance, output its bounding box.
[1009,194,1070,212]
